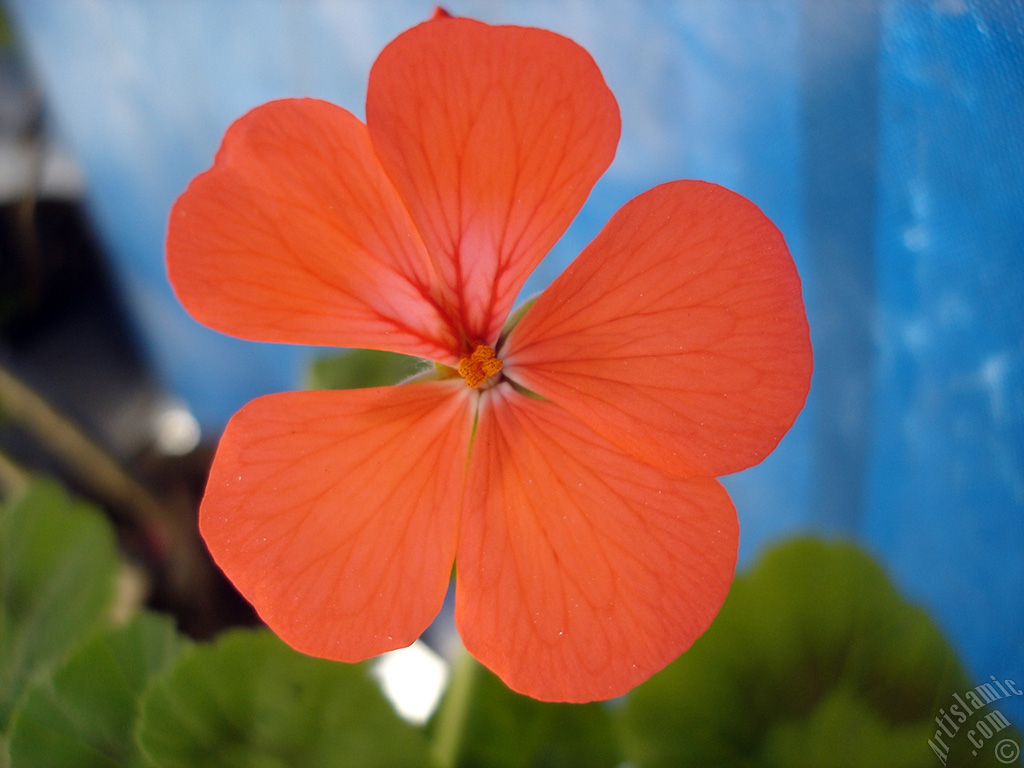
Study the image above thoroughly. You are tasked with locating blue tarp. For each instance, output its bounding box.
[9,0,1023,727]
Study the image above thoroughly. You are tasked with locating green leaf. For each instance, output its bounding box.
[136,629,430,768]
[759,685,934,768]
[1,478,120,731]
[306,349,425,390]
[7,612,187,768]
[617,537,1017,768]
[431,652,621,768]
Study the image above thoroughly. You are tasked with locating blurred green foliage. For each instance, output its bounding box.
[137,630,429,768]
[429,654,622,768]
[0,10,11,50]
[2,474,1016,767]
[8,612,187,768]
[618,538,1021,768]
[1,479,120,732]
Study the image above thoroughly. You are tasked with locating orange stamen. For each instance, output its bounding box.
[457,344,503,388]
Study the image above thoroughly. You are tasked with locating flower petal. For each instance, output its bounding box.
[366,17,620,344]
[200,383,473,661]
[503,181,812,478]
[456,385,738,702]
[167,98,458,362]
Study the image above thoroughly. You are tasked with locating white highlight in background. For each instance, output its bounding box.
[152,401,201,456]
[372,641,449,725]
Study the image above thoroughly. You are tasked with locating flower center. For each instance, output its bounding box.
[457,344,503,388]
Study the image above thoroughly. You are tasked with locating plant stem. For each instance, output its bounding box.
[0,363,170,535]
[0,364,221,631]
[0,449,29,498]
[431,644,478,768]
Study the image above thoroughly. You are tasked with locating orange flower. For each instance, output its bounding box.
[167,14,811,703]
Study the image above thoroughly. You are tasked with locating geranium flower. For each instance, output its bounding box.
[167,12,811,703]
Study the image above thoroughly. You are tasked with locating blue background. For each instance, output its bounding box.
[9,0,1023,727]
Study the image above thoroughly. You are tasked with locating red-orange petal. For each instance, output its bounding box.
[167,98,458,363]
[366,17,620,344]
[503,181,812,478]
[456,385,738,702]
[200,383,473,661]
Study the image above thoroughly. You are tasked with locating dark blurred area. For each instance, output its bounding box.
[0,17,254,639]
